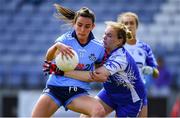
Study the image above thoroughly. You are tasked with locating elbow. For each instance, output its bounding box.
[45,45,57,61]
[46,49,53,61]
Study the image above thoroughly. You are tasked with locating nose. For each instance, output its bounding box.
[80,27,85,32]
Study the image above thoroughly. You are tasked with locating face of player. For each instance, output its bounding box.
[103,26,122,52]
[120,15,137,39]
[74,16,95,43]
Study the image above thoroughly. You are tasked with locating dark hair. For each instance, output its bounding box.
[105,21,132,45]
[54,3,95,24]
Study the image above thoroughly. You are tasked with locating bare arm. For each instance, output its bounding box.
[45,42,74,61]
[64,66,110,83]
[64,71,94,82]
[45,43,58,61]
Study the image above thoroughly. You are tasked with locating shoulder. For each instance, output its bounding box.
[110,48,126,60]
[55,31,74,43]
[137,40,152,52]
[91,39,104,51]
[91,39,104,46]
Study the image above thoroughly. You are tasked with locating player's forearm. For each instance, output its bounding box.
[64,71,94,82]
[45,44,58,61]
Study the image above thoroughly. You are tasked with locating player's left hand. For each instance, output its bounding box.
[90,71,108,82]
[43,60,64,76]
[142,66,153,75]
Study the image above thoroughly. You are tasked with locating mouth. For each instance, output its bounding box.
[78,33,86,36]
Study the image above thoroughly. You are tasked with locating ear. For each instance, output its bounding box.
[92,23,95,30]
[116,38,123,46]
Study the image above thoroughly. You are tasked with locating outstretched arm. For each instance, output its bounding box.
[64,70,93,82]
[64,66,110,83]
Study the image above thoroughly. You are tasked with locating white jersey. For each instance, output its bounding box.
[103,47,145,103]
[124,40,158,84]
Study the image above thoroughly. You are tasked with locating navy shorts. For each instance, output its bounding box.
[97,88,143,117]
[43,85,89,110]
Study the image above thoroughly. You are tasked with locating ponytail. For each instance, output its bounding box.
[54,3,95,25]
[54,3,76,24]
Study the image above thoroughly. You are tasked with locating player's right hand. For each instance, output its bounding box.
[142,66,153,75]
[43,60,64,76]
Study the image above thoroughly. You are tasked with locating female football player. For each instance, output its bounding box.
[118,12,159,117]
[61,21,146,117]
[31,4,106,117]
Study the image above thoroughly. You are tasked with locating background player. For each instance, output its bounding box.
[117,12,159,117]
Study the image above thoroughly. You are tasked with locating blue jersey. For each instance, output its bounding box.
[47,30,105,90]
[103,47,145,103]
[124,40,158,83]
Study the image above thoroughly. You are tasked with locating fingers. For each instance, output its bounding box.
[61,48,74,58]
[43,63,50,68]
[43,60,65,76]
[56,42,74,58]
[43,60,52,76]
[90,71,98,79]
[89,71,94,79]
[43,67,49,72]
[66,47,74,57]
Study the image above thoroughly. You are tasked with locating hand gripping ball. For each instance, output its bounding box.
[55,49,79,71]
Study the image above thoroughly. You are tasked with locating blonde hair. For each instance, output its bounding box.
[117,12,139,28]
[54,3,95,25]
[105,21,132,45]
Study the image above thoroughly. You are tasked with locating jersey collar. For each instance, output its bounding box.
[106,46,125,57]
[71,30,95,47]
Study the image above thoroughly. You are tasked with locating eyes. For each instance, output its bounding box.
[104,32,113,38]
[123,21,135,26]
[105,33,112,38]
[77,22,91,29]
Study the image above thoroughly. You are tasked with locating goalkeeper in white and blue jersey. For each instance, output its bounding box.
[31,4,106,117]
[118,12,159,117]
[61,21,146,117]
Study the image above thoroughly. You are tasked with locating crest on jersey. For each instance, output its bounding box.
[89,54,96,61]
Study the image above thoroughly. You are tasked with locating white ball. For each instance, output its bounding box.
[55,49,79,71]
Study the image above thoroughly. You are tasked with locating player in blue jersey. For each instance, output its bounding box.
[31,4,106,117]
[117,12,159,117]
[55,21,146,117]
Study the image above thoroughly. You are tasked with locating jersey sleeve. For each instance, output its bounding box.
[103,53,128,75]
[55,34,66,43]
[144,44,158,68]
[95,47,105,64]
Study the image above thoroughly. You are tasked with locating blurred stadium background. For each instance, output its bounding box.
[0,0,180,117]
